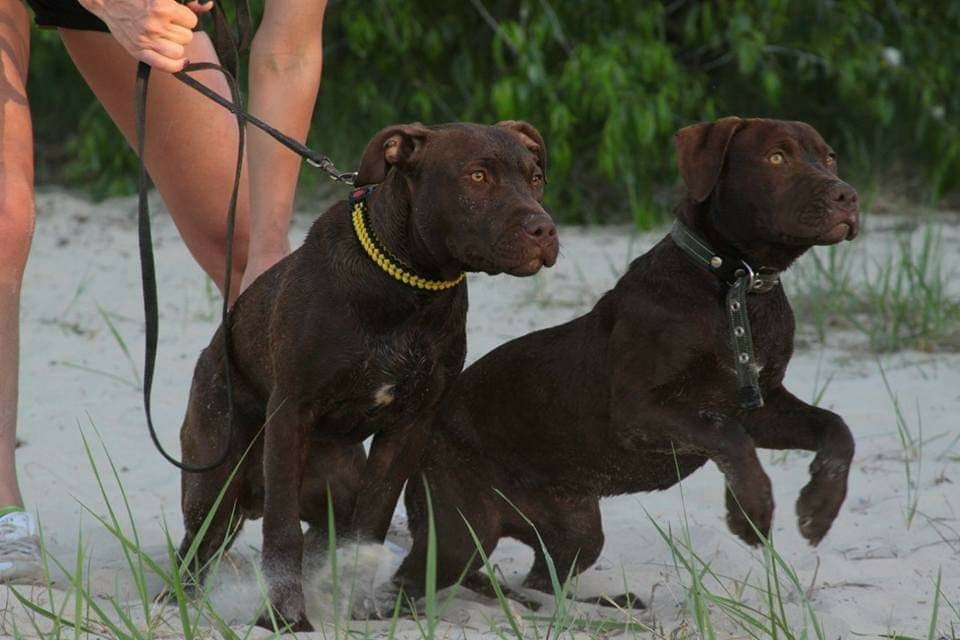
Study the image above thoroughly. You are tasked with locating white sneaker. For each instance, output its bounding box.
[0,511,43,584]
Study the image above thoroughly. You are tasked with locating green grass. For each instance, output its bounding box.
[878,359,925,529]
[48,300,144,391]
[95,304,143,391]
[638,452,825,640]
[791,219,960,353]
[4,419,957,639]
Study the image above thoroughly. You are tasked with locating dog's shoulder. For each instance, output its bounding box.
[607,237,724,329]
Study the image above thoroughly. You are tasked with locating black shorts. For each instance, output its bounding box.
[24,0,110,32]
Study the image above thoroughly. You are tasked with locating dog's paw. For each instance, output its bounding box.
[594,591,646,610]
[153,582,198,606]
[350,584,407,620]
[506,590,543,612]
[796,456,850,545]
[725,475,774,546]
[153,586,173,606]
[257,582,313,632]
[254,612,313,633]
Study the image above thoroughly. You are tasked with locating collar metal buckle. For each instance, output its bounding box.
[736,261,779,293]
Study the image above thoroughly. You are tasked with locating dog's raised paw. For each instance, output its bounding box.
[795,456,849,545]
[796,483,842,545]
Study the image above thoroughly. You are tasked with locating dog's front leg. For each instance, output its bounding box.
[613,398,774,545]
[258,401,313,632]
[739,386,854,545]
[688,410,775,546]
[351,420,429,543]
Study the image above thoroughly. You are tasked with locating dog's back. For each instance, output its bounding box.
[408,239,714,502]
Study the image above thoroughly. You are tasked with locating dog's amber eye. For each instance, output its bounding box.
[470,170,486,183]
[532,173,544,186]
[769,152,785,165]
[825,154,836,165]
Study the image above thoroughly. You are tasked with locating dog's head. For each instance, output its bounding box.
[354,121,559,277]
[675,117,860,254]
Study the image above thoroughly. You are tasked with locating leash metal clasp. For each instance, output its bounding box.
[307,157,358,186]
[335,171,359,185]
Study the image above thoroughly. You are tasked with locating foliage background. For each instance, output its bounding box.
[27,0,960,225]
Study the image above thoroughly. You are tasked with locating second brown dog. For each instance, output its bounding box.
[394,117,860,607]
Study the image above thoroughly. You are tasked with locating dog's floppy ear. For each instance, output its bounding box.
[354,123,431,187]
[674,116,744,203]
[497,120,547,180]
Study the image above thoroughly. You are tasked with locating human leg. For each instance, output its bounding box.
[239,0,327,291]
[0,0,42,583]
[59,29,250,301]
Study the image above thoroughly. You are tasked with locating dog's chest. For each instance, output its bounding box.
[665,290,794,409]
[323,320,466,440]
[364,333,444,409]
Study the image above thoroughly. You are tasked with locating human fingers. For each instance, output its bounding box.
[168,2,200,30]
[163,23,195,46]
[145,37,187,64]
[137,47,187,73]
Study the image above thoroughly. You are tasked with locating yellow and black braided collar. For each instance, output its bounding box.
[349,188,465,291]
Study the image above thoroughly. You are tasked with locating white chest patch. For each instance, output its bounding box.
[374,384,396,406]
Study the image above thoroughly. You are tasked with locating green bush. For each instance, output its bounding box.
[27,0,960,224]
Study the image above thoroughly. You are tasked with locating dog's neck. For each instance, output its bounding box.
[365,175,462,282]
[676,199,808,272]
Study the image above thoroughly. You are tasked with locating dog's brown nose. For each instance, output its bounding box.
[523,218,557,243]
[829,182,859,209]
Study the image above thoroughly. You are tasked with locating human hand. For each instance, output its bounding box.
[78,0,214,72]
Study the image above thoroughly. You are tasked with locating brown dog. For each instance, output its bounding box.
[175,121,559,629]
[394,117,859,606]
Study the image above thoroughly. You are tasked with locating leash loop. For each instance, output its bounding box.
[136,60,246,472]
[137,6,353,472]
[136,60,356,471]
[136,5,357,469]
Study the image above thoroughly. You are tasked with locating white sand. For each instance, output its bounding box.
[4,190,958,637]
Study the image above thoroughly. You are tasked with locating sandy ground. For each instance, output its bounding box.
[3,190,959,637]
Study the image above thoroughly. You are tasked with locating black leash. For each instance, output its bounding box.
[670,221,780,410]
[135,56,355,471]
[208,0,250,78]
[136,61,242,472]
